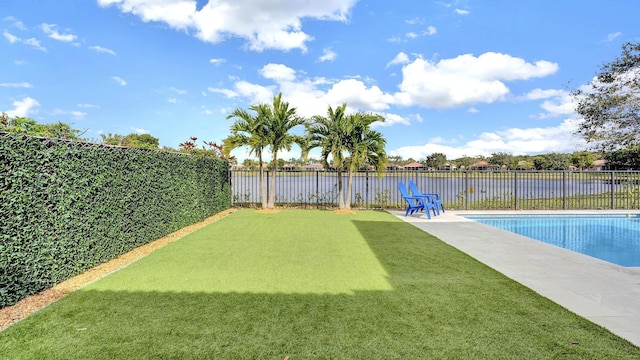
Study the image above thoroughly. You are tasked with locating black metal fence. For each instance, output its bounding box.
[230,170,640,210]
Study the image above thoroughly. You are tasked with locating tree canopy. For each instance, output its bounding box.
[573,42,640,150]
[1,113,84,140]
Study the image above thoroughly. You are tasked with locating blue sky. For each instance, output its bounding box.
[2,1,639,162]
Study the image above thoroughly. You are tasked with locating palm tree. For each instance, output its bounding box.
[264,93,305,209]
[224,104,271,209]
[344,112,387,209]
[305,103,351,209]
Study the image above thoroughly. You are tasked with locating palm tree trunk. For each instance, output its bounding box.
[268,152,277,208]
[337,169,345,209]
[345,170,353,210]
[258,155,267,209]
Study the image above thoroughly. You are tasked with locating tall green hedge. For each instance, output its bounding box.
[0,133,230,307]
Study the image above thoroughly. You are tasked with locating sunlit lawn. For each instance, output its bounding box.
[1,209,638,359]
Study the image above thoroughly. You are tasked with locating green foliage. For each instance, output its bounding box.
[122,133,159,149]
[573,42,640,150]
[571,151,595,170]
[0,113,84,140]
[424,152,447,169]
[605,146,640,170]
[0,133,230,307]
[99,132,124,146]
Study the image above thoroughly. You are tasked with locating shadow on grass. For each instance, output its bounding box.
[1,216,639,359]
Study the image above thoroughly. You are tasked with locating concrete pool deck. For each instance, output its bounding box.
[390,209,640,347]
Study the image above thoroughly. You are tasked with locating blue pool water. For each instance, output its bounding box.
[463,214,640,267]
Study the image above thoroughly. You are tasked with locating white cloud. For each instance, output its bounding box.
[207,87,239,98]
[395,52,559,108]
[387,52,410,67]
[372,112,410,127]
[455,9,470,15]
[167,97,178,103]
[169,87,187,95]
[131,127,150,134]
[41,23,77,42]
[23,38,46,51]
[606,32,621,42]
[390,118,586,160]
[5,97,40,117]
[113,76,127,86]
[90,45,117,55]
[4,16,27,30]
[3,31,20,43]
[98,0,358,52]
[425,26,437,35]
[209,58,226,65]
[319,48,337,62]
[70,111,88,119]
[0,82,32,88]
[525,88,576,118]
[77,103,100,108]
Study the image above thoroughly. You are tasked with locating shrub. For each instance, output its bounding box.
[0,133,230,307]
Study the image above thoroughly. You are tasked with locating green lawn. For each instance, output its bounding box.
[1,209,638,359]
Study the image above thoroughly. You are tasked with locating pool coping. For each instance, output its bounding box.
[390,209,640,347]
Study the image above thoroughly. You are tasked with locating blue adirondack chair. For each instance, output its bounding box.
[409,180,445,215]
[398,181,434,218]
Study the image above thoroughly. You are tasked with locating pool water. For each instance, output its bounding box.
[463,214,640,267]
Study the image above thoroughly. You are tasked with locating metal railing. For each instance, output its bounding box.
[230,170,640,210]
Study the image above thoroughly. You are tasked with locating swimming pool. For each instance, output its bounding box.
[463,214,640,267]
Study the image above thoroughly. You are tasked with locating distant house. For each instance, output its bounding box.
[282,163,297,172]
[386,164,403,171]
[404,161,427,171]
[589,159,607,171]
[231,164,245,171]
[468,161,500,171]
[303,163,325,172]
[438,163,457,171]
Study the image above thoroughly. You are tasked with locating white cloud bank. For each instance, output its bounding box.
[394,52,559,108]
[5,97,40,117]
[390,118,586,160]
[97,0,358,51]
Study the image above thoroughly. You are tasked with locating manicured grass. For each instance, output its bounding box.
[1,209,638,359]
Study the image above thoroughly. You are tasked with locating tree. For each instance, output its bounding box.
[488,152,514,169]
[1,113,83,140]
[424,152,447,169]
[100,133,124,146]
[605,146,640,170]
[387,155,404,165]
[305,103,351,209]
[264,93,305,209]
[344,112,387,209]
[120,133,159,149]
[573,42,640,150]
[571,151,595,170]
[224,104,272,209]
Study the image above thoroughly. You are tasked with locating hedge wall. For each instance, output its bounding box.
[0,133,230,307]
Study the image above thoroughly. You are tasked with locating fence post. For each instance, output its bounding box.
[611,171,615,209]
[562,171,567,210]
[266,169,270,204]
[316,171,319,209]
[365,170,369,210]
[514,171,518,210]
[464,171,469,210]
[229,167,233,207]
